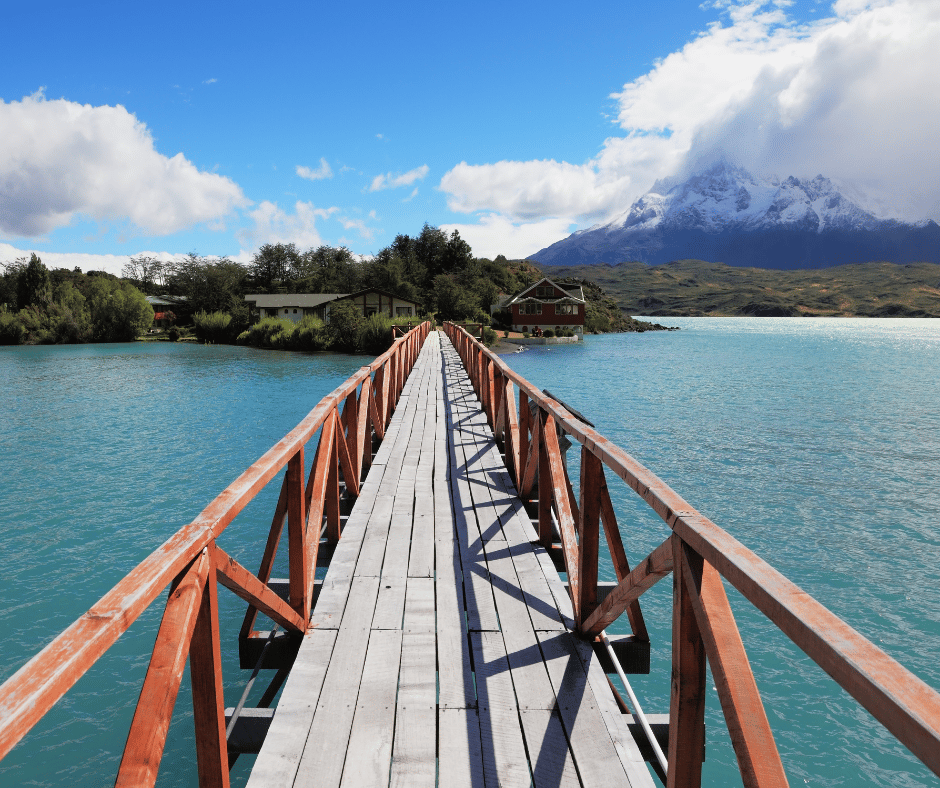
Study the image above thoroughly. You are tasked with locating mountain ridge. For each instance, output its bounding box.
[533,163,940,269]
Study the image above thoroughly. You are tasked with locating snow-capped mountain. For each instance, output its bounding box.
[533,163,940,269]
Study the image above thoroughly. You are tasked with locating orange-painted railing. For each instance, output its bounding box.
[444,321,940,788]
[0,321,431,787]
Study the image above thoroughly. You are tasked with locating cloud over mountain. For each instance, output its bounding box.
[0,92,247,238]
[440,0,940,256]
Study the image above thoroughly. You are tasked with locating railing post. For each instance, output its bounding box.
[116,550,210,788]
[326,411,341,543]
[537,411,553,547]
[190,545,230,788]
[287,446,309,621]
[668,534,707,788]
[576,448,602,630]
[518,391,530,493]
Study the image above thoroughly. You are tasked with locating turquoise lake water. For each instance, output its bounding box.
[1,319,938,786]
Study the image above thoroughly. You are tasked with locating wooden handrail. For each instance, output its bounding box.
[0,321,432,782]
[442,321,940,786]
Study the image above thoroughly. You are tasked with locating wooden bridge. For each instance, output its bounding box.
[1,322,939,787]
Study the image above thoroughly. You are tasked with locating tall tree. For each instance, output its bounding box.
[17,254,52,310]
[249,243,301,291]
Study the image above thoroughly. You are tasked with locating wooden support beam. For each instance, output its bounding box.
[356,375,372,480]
[681,547,789,788]
[520,406,540,501]
[576,447,602,630]
[116,550,209,788]
[541,414,580,619]
[286,445,308,622]
[325,414,341,544]
[239,475,288,643]
[190,547,230,788]
[582,537,673,636]
[214,546,306,633]
[537,415,553,547]
[370,367,386,440]
[341,388,359,496]
[335,409,359,498]
[668,535,706,788]
[599,483,649,641]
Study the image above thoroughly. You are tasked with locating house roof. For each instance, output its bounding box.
[506,277,585,305]
[244,293,349,308]
[344,288,423,307]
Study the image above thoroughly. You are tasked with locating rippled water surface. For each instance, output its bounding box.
[2,321,939,786]
[503,318,940,787]
[0,342,365,787]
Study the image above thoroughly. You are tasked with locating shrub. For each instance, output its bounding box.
[482,326,498,346]
[0,312,26,345]
[523,331,530,338]
[243,317,296,348]
[542,329,555,338]
[360,313,395,355]
[293,315,328,351]
[327,300,365,353]
[193,310,233,343]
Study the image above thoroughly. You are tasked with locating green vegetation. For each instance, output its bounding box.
[545,260,940,317]
[0,255,153,345]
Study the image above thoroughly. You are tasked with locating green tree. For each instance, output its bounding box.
[17,254,52,310]
[326,299,365,352]
[85,278,154,341]
[249,243,301,291]
[167,254,247,314]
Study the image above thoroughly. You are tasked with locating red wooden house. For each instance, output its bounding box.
[502,277,586,335]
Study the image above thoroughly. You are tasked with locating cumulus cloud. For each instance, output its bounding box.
[440,215,576,260]
[237,200,338,250]
[369,165,430,192]
[0,91,248,238]
[440,0,940,241]
[0,243,199,277]
[296,159,333,181]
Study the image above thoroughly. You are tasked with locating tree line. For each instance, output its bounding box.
[1,224,544,346]
[0,255,153,344]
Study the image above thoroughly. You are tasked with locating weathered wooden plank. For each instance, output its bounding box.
[519,709,581,788]
[537,630,638,788]
[471,631,532,788]
[244,629,337,788]
[294,577,381,788]
[340,629,403,788]
[371,578,407,629]
[390,631,437,788]
[438,708,486,788]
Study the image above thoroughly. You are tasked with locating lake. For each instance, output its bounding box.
[1,319,938,786]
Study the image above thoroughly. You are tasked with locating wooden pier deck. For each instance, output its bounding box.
[246,331,655,788]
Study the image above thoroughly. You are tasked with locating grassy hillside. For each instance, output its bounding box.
[543,260,940,317]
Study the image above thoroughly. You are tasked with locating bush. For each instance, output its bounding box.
[0,311,26,345]
[293,315,328,351]
[542,329,555,338]
[360,313,395,355]
[523,331,530,338]
[243,317,296,348]
[482,326,498,346]
[193,310,233,343]
[168,327,180,342]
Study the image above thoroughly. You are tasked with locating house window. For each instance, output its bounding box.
[536,285,554,297]
[555,304,577,315]
[396,306,412,316]
[293,309,298,314]
[519,303,542,315]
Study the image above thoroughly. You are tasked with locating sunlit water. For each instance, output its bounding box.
[503,318,940,787]
[0,342,366,787]
[1,322,939,786]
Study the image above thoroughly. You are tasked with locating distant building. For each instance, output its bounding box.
[244,289,422,323]
[501,278,586,335]
[244,294,348,323]
[145,295,187,328]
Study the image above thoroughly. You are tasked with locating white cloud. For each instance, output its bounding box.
[237,200,338,251]
[369,165,430,192]
[439,0,940,247]
[338,216,376,241]
[203,78,218,85]
[0,243,197,278]
[296,159,333,181]
[0,91,247,238]
[440,215,576,260]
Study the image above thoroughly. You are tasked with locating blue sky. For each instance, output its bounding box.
[2,0,938,275]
